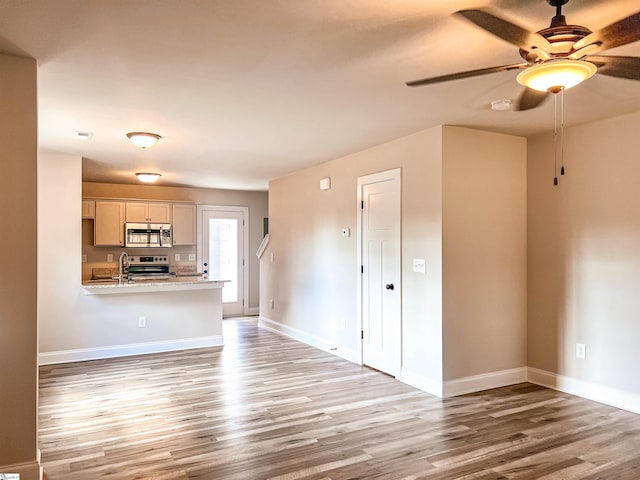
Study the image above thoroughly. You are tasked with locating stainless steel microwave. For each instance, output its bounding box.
[125,223,172,248]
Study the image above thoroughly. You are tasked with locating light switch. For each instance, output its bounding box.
[107,254,113,262]
[188,254,196,261]
[174,253,181,262]
[412,258,426,273]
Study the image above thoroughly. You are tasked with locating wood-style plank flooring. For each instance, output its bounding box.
[39,318,640,479]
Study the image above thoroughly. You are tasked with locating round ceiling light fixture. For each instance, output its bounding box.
[135,172,162,183]
[516,59,597,93]
[126,132,161,149]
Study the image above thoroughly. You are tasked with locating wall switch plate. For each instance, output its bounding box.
[270,252,274,263]
[138,316,147,328]
[412,258,426,273]
[270,299,274,309]
[342,228,350,237]
[107,254,114,262]
[188,254,196,261]
[576,343,586,359]
[174,253,181,262]
[82,254,87,263]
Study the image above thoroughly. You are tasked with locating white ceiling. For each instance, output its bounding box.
[1,0,639,191]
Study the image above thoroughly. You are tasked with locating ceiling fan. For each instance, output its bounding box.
[406,0,640,111]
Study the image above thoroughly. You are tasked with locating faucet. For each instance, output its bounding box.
[118,251,129,285]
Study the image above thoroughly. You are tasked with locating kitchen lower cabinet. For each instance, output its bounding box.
[172,203,197,245]
[95,201,125,246]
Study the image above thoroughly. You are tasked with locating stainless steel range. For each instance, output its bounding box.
[127,255,173,281]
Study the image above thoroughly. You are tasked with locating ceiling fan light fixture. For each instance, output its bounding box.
[135,172,161,183]
[126,132,161,149]
[516,59,597,92]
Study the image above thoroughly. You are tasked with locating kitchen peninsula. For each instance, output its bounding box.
[49,277,226,364]
[83,275,226,293]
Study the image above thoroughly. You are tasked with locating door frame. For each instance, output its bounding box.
[356,168,402,371]
[196,205,250,316]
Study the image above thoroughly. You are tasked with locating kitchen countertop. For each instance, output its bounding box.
[82,277,228,295]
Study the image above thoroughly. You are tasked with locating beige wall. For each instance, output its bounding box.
[442,127,527,380]
[0,54,40,477]
[263,125,528,392]
[83,182,268,310]
[263,126,444,384]
[528,111,640,394]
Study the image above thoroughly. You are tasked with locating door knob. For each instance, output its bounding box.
[385,283,394,290]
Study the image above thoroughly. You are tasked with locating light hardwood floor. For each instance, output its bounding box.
[39,318,640,479]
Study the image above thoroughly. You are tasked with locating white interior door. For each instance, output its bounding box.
[359,169,401,376]
[199,207,247,317]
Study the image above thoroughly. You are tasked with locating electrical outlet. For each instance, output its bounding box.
[174,253,181,262]
[188,254,196,261]
[138,316,147,328]
[576,343,586,359]
[107,254,114,262]
[82,254,87,263]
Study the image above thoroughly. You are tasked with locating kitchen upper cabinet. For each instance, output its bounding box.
[82,200,95,219]
[95,201,125,246]
[125,202,171,223]
[172,203,197,245]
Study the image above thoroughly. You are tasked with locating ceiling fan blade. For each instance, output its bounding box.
[573,11,640,52]
[455,9,552,52]
[406,63,527,87]
[587,55,640,81]
[515,88,549,111]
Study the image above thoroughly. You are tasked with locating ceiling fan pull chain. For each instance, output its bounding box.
[553,92,558,186]
[560,87,566,176]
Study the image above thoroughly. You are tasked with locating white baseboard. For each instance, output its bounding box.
[443,367,528,398]
[248,319,640,413]
[401,367,527,399]
[258,316,359,364]
[0,460,42,480]
[527,367,640,415]
[38,335,224,365]
[398,369,443,398]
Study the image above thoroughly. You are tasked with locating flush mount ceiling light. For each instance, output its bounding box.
[126,132,161,149]
[135,172,161,183]
[516,60,597,93]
